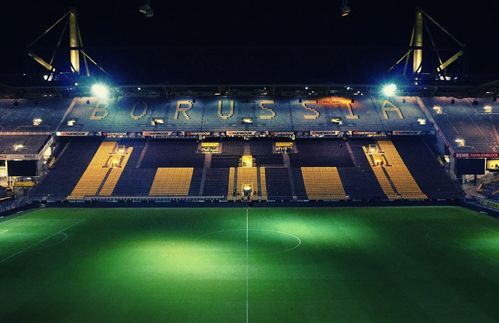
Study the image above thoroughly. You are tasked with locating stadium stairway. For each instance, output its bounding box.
[224,166,269,201]
[236,167,259,201]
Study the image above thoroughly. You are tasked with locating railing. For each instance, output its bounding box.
[79,195,225,202]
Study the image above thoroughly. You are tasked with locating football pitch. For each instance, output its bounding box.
[1,206,499,322]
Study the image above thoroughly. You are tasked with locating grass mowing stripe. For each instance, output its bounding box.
[0,219,85,264]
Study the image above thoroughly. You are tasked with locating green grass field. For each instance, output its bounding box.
[1,206,499,322]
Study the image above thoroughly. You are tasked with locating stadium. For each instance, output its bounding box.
[1,1,499,322]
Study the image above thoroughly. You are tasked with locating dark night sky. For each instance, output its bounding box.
[0,0,498,85]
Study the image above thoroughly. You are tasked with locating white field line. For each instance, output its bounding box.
[0,219,85,264]
[0,212,30,226]
[246,208,249,323]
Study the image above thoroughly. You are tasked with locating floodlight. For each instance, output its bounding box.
[13,144,24,151]
[432,105,443,114]
[455,138,465,147]
[331,117,343,125]
[417,118,426,125]
[382,83,397,97]
[33,118,42,126]
[341,0,351,16]
[242,117,253,124]
[139,0,154,17]
[91,83,110,100]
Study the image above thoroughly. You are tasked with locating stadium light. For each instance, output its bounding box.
[13,144,24,151]
[139,0,154,17]
[341,0,351,16]
[91,83,110,100]
[381,83,397,97]
[455,138,465,147]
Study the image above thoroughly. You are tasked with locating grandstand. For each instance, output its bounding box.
[0,87,496,206]
[53,95,435,134]
[26,135,460,203]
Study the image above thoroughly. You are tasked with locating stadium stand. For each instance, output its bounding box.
[337,140,387,200]
[68,142,118,199]
[99,147,133,196]
[236,167,259,200]
[291,168,308,200]
[211,155,240,168]
[264,168,293,200]
[52,96,437,134]
[140,140,204,168]
[9,92,484,204]
[392,136,462,200]
[259,167,268,201]
[112,168,157,196]
[149,168,194,196]
[363,140,427,200]
[249,139,274,155]
[188,168,204,196]
[29,138,102,199]
[110,140,156,196]
[369,164,400,200]
[203,168,230,197]
[0,98,71,133]
[27,134,464,202]
[301,167,346,200]
[221,141,245,155]
[423,97,499,154]
[289,139,354,167]
[377,140,427,200]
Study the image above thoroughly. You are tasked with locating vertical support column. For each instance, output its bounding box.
[413,9,424,75]
[69,9,80,74]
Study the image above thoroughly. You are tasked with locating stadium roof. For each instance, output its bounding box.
[0,135,50,155]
